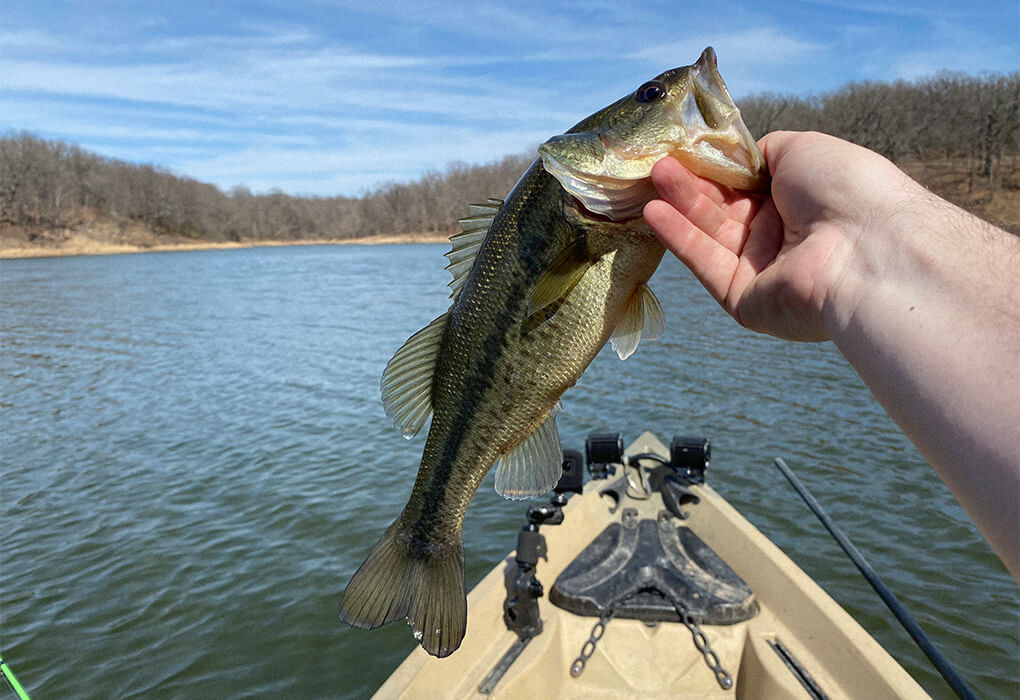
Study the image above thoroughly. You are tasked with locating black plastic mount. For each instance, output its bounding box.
[585,432,711,484]
[586,433,622,480]
[549,509,757,625]
[502,450,582,640]
[555,449,584,494]
[670,435,710,484]
[547,430,757,626]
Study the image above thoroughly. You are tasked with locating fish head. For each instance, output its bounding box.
[538,47,769,221]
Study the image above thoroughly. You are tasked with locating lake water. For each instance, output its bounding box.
[2,244,1016,699]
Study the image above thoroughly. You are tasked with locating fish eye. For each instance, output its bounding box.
[635,81,666,103]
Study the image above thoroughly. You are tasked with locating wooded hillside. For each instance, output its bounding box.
[1,70,1017,255]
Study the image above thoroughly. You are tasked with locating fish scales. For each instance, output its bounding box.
[409,165,572,530]
[339,47,769,658]
[400,162,663,544]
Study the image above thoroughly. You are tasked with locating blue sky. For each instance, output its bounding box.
[1,1,1017,197]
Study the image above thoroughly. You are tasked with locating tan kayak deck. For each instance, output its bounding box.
[374,432,929,699]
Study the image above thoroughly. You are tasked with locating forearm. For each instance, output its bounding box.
[826,186,1020,577]
[646,134,1019,576]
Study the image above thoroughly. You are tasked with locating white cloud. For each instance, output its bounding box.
[0,31,576,126]
[628,28,823,70]
[2,2,1015,197]
[0,29,65,51]
[174,123,546,196]
[890,48,1018,81]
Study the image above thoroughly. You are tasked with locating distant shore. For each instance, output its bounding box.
[0,231,453,260]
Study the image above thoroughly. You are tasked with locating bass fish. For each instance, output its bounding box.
[338,47,768,657]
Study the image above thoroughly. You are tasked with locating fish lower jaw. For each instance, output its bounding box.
[667,119,768,191]
[671,141,768,192]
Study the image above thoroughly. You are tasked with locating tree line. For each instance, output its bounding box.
[738,71,1018,188]
[0,135,532,243]
[1,70,1016,244]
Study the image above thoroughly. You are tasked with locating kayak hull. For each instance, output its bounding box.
[373,432,929,699]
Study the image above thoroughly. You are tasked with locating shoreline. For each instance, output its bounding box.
[0,232,453,260]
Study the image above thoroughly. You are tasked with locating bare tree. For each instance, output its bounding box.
[2,72,1017,245]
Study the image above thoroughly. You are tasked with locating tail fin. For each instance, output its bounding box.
[338,521,467,658]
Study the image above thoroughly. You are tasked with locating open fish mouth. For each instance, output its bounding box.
[670,47,767,190]
[539,47,769,221]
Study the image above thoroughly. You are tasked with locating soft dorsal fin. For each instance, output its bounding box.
[381,313,449,438]
[610,283,665,360]
[447,199,501,299]
[528,235,596,317]
[493,406,563,499]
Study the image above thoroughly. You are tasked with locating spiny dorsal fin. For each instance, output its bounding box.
[527,235,595,317]
[493,405,563,499]
[447,199,502,299]
[381,313,448,438]
[610,283,665,360]
[382,199,500,437]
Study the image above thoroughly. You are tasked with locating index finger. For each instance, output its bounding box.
[649,157,758,256]
[643,197,739,309]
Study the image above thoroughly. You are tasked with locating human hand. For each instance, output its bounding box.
[643,131,916,342]
[645,130,1020,579]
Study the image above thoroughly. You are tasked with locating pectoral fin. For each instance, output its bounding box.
[528,235,595,317]
[381,313,448,438]
[610,283,665,360]
[493,407,563,499]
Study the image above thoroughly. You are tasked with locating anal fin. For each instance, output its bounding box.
[494,409,564,499]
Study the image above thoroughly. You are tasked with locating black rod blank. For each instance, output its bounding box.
[773,457,977,700]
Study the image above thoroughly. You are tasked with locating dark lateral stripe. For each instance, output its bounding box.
[411,277,523,537]
[408,164,560,537]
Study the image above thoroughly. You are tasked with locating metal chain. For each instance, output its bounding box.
[674,601,733,690]
[568,596,733,691]
[570,606,616,677]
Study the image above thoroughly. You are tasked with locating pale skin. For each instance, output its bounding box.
[643,130,1020,579]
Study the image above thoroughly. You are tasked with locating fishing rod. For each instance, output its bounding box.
[773,457,977,700]
[1,655,30,700]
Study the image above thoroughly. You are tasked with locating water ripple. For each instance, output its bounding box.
[1,248,1016,699]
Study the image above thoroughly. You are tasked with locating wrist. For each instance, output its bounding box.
[819,167,937,345]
